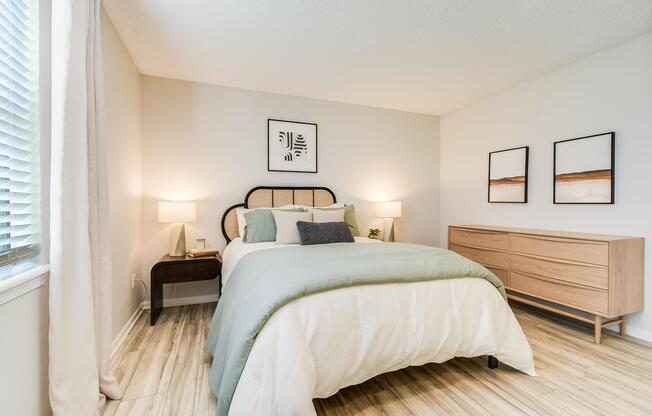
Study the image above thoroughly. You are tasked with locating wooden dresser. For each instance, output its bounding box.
[448,225,644,343]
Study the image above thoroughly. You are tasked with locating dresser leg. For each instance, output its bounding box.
[620,316,627,336]
[594,315,602,344]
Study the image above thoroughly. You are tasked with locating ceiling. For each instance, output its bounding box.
[102,0,652,115]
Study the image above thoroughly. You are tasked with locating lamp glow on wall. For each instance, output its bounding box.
[158,201,196,256]
[376,201,402,242]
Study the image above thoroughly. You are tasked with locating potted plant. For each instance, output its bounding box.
[368,228,381,240]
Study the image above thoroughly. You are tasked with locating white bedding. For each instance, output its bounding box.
[220,238,536,415]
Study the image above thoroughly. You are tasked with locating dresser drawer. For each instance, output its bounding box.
[449,243,509,269]
[510,271,608,314]
[486,266,509,286]
[510,234,608,266]
[511,253,608,290]
[449,228,509,251]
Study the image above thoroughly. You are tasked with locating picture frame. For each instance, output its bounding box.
[267,119,318,173]
[553,132,615,204]
[488,146,529,203]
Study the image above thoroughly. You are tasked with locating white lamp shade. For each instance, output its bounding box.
[158,201,196,223]
[376,201,402,218]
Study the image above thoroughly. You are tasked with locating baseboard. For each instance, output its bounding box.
[111,307,143,357]
[140,294,219,310]
[625,326,652,343]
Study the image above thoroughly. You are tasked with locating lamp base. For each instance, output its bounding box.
[383,218,395,242]
[169,223,187,256]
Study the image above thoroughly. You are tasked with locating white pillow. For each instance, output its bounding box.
[272,210,313,244]
[235,205,294,237]
[293,202,345,210]
[311,208,345,223]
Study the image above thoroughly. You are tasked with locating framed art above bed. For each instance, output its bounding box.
[268,119,318,173]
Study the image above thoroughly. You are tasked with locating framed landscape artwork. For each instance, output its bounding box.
[488,146,529,203]
[554,132,615,204]
[268,119,318,173]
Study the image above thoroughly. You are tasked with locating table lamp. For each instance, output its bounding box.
[376,201,402,242]
[158,201,196,256]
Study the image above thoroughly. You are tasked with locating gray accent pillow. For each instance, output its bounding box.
[312,205,360,236]
[296,221,355,245]
[243,208,304,243]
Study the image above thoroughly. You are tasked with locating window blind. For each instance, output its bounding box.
[0,0,40,267]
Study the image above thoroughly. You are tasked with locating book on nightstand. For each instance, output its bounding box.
[187,247,220,258]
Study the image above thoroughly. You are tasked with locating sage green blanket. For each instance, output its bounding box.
[205,242,505,415]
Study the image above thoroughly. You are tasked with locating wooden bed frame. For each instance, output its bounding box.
[221,186,337,243]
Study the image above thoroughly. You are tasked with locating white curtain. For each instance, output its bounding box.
[49,0,122,414]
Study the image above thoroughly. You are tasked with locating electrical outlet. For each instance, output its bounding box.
[131,273,136,290]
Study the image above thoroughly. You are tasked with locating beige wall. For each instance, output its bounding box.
[102,9,144,339]
[0,285,50,415]
[440,32,652,341]
[141,76,441,300]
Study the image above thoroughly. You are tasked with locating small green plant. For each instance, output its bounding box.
[368,228,381,240]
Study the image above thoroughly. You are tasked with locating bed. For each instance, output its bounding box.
[206,186,536,416]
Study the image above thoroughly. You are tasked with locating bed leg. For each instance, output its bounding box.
[488,355,499,369]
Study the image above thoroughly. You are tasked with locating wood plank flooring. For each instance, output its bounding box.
[101,302,652,415]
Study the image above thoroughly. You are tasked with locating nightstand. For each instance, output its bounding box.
[150,254,222,325]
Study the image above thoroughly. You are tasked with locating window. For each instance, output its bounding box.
[0,0,40,271]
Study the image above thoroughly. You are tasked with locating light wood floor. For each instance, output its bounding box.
[101,302,652,416]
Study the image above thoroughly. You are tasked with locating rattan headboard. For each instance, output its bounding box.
[221,186,337,243]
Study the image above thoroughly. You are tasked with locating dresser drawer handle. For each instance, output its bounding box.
[513,270,607,291]
[511,252,608,269]
[452,228,507,236]
[450,242,507,253]
[512,234,604,245]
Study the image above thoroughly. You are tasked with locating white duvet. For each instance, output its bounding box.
[220,238,536,415]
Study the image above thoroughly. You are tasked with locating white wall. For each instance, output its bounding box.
[440,33,652,341]
[102,9,144,339]
[141,76,440,300]
[0,286,50,415]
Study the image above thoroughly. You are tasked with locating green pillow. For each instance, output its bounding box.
[313,205,360,236]
[243,208,304,243]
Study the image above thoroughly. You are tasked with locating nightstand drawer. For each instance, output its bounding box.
[154,261,220,283]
